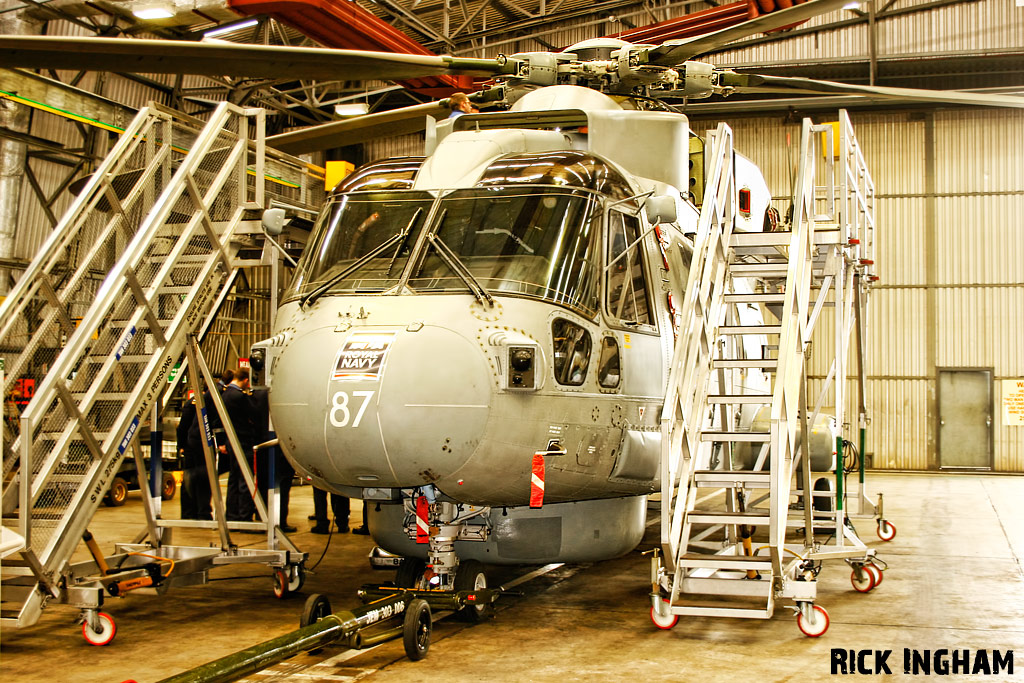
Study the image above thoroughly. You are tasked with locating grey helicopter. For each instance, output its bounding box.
[2,0,1021,622]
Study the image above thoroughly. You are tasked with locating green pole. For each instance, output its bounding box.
[835,436,844,513]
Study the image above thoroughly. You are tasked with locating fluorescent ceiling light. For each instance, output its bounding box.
[133,5,175,19]
[204,18,259,38]
[842,1,861,8]
[335,103,370,117]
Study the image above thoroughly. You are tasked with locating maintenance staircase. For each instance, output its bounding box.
[0,101,319,634]
[653,112,877,635]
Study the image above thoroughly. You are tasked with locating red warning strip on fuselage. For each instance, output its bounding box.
[530,453,545,508]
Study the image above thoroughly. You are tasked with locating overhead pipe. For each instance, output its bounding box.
[0,10,42,296]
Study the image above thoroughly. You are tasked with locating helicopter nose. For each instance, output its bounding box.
[270,324,491,488]
[374,326,491,483]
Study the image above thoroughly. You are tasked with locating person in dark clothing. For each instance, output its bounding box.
[218,369,235,392]
[251,388,296,532]
[183,387,222,520]
[221,368,256,522]
[311,487,349,534]
[352,500,370,535]
[177,392,210,520]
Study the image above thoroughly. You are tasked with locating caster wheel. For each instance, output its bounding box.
[403,599,432,661]
[650,598,678,630]
[288,564,306,593]
[82,612,117,646]
[300,593,332,628]
[272,568,292,599]
[453,560,494,622]
[877,519,897,541]
[851,566,875,593]
[866,563,883,587]
[797,604,830,637]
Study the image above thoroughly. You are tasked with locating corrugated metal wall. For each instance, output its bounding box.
[703,0,1024,67]
[690,108,1024,472]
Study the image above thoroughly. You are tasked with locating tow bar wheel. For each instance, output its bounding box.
[82,611,116,646]
[796,604,830,637]
[403,598,432,661]
[300,593,332,628]
[650,598,678,630]
[877,519,897,541]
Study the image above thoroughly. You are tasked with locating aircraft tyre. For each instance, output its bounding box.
[403,599,432,661]
[395,558,425,588]
[453,559,494,622]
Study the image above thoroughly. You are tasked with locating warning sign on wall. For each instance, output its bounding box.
[1002,379,1024,426]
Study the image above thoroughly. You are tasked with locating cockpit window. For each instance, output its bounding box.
[406,187,601,318]
[285,190,432,298]
[333,157,425,192]
[477,151,633,200]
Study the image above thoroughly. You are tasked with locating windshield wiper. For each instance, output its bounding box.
[425,226,494,307]
[301,209,423,308]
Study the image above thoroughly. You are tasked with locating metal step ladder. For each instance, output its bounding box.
[1,104,180,516]
[0,101,277,630]
[653,116,839,633]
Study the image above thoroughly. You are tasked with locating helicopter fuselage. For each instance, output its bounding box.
[254,86,774,564]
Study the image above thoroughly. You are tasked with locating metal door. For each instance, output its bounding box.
[938,369,993,469]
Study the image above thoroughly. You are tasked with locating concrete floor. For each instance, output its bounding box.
[2,473,1024,682]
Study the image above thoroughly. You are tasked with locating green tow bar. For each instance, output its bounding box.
[157,592,415,683]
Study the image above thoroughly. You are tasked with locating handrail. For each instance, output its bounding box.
[659,122,736,570]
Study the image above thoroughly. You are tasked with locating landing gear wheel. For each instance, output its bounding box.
[161,472,176,500]
[402,598,432,661]
[877,519,897,541]
[851,566,876,593]
[650,598,678,630]
[300,593,332,628]
[453,559,494,622]
[395,558,426,589]
[82,612,116,646]
[105,477,128,507]
[796,604,830,637]
[865,563,883,587]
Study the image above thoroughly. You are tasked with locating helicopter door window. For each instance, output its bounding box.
[551,318,592,386]
[597,336,621,389]
[605,210,652,328]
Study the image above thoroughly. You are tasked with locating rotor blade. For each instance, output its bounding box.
[0,35,508,81]
[725,73,1024,109]
[646,0,851,66]
[268,101,446,154]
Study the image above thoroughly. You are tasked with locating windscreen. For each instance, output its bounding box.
[407,187,601,318]
[286,190,433,298]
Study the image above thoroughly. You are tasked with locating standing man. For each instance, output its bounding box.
[222,368,256,523]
